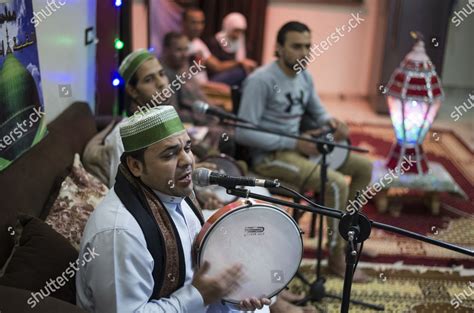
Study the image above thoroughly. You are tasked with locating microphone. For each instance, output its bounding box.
[191,100,250,124]
[192,168,280,188]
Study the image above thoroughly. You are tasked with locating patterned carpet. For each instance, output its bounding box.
[297,124,474,267]
[349,123,474,203]
[289,261,474,313]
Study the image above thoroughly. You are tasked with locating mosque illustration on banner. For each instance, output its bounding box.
[0,0,46,172]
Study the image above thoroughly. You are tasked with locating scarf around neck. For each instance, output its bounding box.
[114,163,204,299]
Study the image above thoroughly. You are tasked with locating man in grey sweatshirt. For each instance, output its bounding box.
[236,21,372,281]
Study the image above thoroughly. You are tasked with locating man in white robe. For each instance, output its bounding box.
[76,105,272,312]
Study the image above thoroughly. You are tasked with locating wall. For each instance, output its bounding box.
[132,0,149,50]
[262,0,382,97]
[442,0,474,89]
[33,0,97,123]
[132,0,472,96]
[132,0,382,97]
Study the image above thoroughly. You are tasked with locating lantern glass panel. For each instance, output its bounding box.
[417,98,441,144]
[387,96,407,143]
[387,96,440,145]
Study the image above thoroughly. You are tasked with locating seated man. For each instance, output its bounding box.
[160,31,231,112]
[76,105,271,312]
[182,7,256,87]
[235,21,373,281]
[160,31,208,108]
[206,12,257,76]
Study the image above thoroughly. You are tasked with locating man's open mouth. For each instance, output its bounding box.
[177,171,192,183]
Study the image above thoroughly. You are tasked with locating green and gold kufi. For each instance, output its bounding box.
[120,106,185,152]
[119,49,155,84]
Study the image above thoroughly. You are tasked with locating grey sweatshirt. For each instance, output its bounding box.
[235,61,331,164]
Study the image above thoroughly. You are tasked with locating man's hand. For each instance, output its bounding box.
[296,131,320,157]
[240,58,257,74]
[192,261,244,305]
[328,118,349,141]
[239,297,272,310]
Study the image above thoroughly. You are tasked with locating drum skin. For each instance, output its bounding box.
[195,199,303,304]
[310,139,351,170]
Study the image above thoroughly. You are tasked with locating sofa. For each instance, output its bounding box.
[0,102,100,313]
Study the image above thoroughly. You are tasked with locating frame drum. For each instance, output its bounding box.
[195,199,303,304]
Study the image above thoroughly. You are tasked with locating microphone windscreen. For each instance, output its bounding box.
[192,168,210,187]
[191,101,208,114]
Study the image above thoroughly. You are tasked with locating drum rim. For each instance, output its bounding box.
[196,202,304,304]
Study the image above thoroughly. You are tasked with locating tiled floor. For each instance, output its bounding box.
[322,88,473,151]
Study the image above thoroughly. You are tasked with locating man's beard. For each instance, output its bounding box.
[282,56,300,73]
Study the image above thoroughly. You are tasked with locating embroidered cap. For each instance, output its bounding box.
[119,49,155,84]
[120,106,185,152]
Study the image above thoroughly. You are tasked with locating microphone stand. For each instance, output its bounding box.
[224,186,474,313]
[294,135,368,310]
[220,119,377,309]
[220,120,368,153]
[190,106,366,151]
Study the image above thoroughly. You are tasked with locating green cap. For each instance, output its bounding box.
[119,49,155,84]
[120,106,185,152]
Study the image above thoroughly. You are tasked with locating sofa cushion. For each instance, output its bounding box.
[0,216,25,277]
[0,102,97,267]
[0,215,78,305]
[45,154,108,250]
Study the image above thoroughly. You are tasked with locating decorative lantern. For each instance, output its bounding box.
[385,33,444,174]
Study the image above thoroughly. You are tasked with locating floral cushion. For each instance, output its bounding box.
[45,153,108,250]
